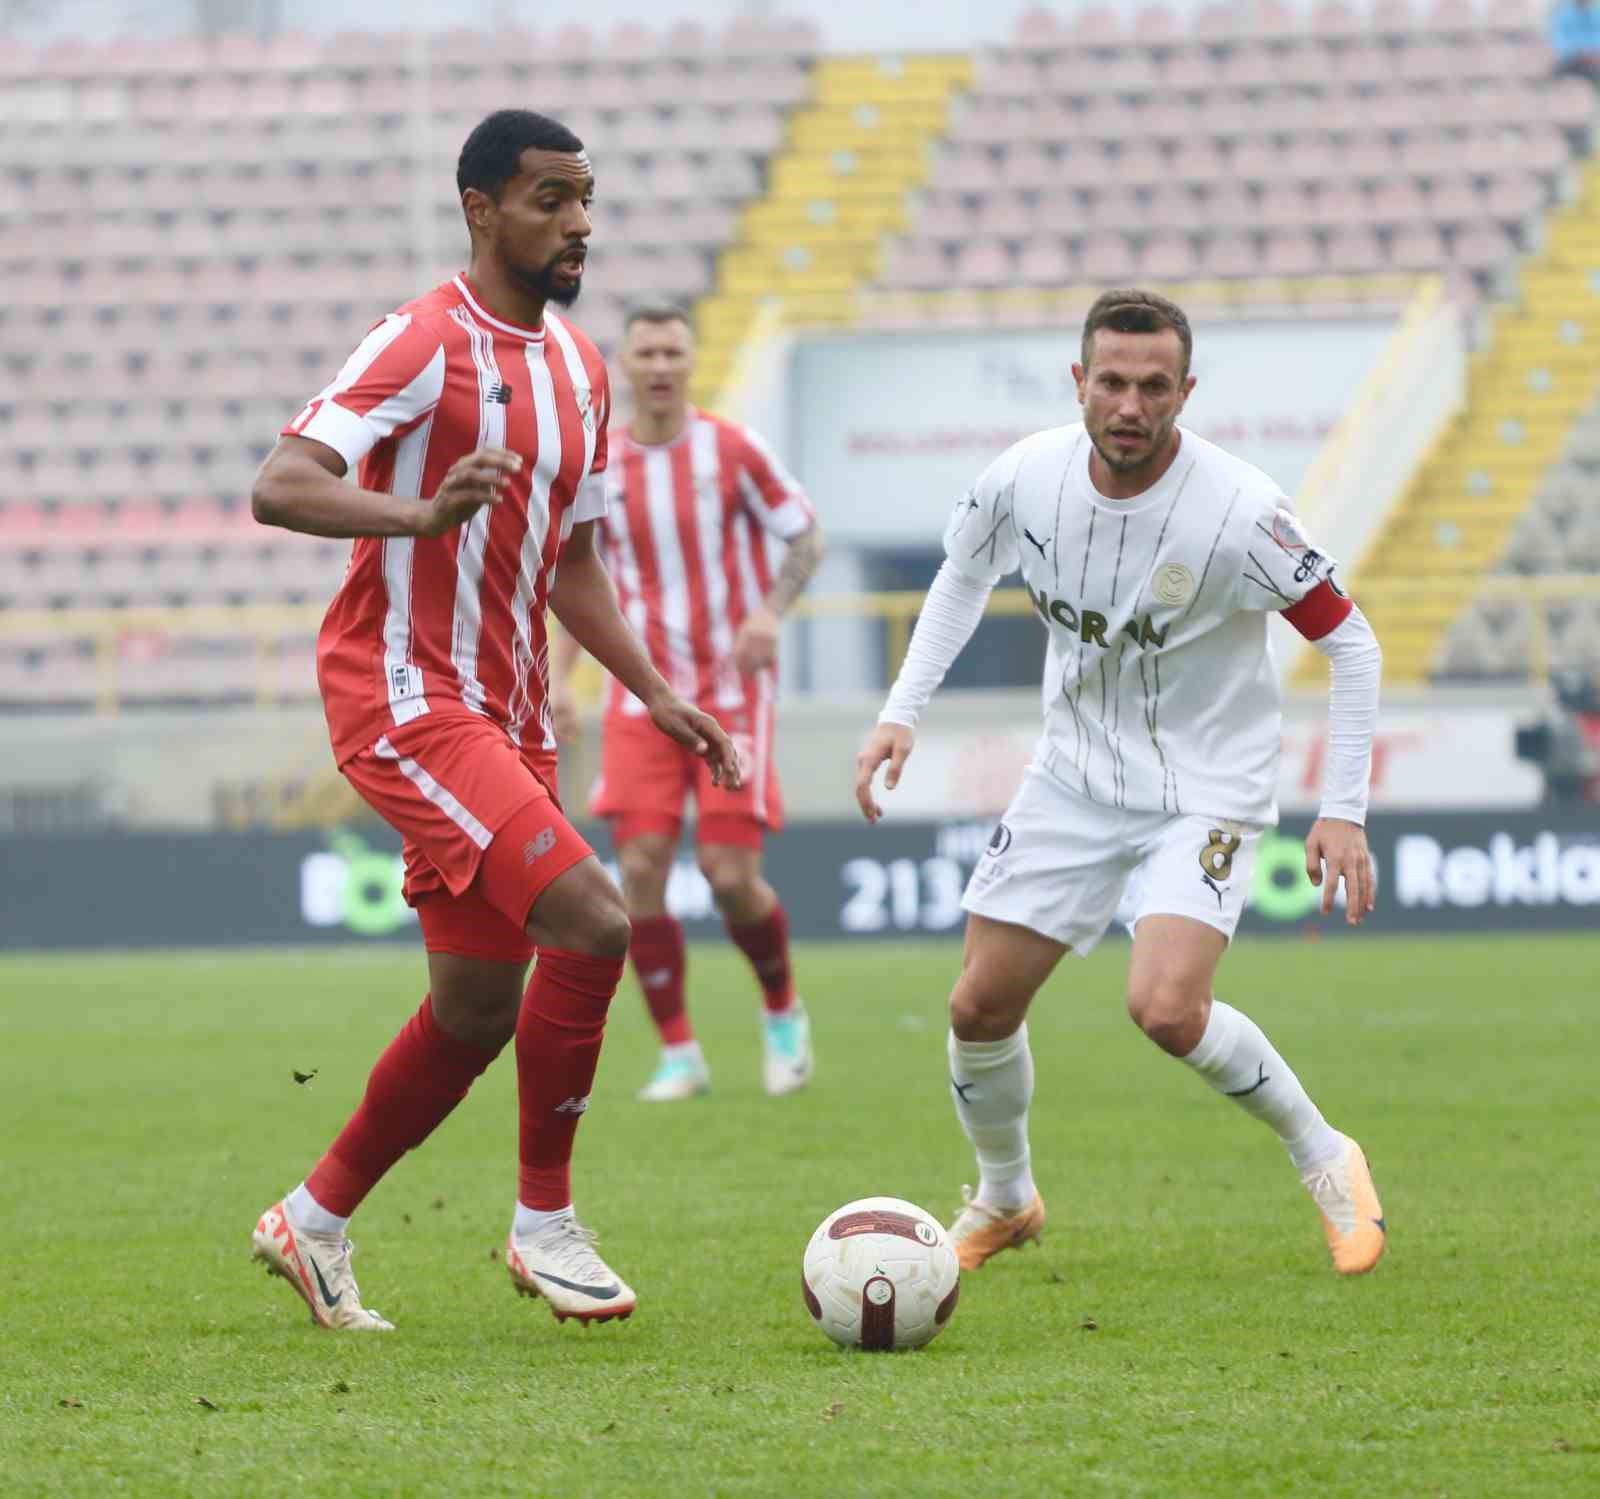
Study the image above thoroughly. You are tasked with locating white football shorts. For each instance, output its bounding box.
[961,758,1264,955]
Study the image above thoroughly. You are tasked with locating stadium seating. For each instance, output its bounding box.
[883,14,1587,299]
[0,20,815,705]
[3,3,1597,707]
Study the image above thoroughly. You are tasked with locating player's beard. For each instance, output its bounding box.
[512,253,583,308]
[1089,414,1174,474]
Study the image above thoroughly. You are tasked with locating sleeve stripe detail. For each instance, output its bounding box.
[1282,579,1355,640]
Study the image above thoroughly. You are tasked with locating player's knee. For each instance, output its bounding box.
[1127,976,1206,1056]
[618,840,673,904]
[949,973,1027,1043]
[582,898,633,960]
[695,846,759,908]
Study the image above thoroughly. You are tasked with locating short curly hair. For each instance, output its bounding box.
[456,109,585,204]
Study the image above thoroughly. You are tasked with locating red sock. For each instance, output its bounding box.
[630,914,692,1046]
[516,947,624,1211]
[305,995,498,1218]
[727,902,795,1014]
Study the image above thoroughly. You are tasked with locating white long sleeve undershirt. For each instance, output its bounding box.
[877,561,993,729]
[878,564,1383,827]
[1306,603,1382,826]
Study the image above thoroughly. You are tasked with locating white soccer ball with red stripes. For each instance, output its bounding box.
[801,1196,960,1351]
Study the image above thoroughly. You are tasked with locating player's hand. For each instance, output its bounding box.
[1305,817,1376,926]
[648,693,743,789]
[418,448,521,538]
[733,606,781,675]
[855,721,915,824]
[550,680,580,743]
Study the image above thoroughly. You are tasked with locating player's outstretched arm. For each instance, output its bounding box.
[551,521,742,789]
[854,559,995,823]
[1296,597,1383,927]
[252,436,519,540]
[855,722,915,823]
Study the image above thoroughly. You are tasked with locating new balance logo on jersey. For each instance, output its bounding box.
[1022,528,1050,558]
[488,381,513,404]
[1025,582,1169,650]
[554,1096,590,1114]
[523,828,558,864]
[640,967,673,988]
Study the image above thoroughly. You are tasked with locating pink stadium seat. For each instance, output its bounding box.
[1191,3,1250,42]
[1452,221,1517,271]
[915,193,977,243]
[1258,183,1314,229]
[1206,230,1261,277]
[1142,232,1199,280]
[1484,0,1539,28]
[955,240,1013,289]
[0,503,47,544]
[1162,53,1218,91]
[1000,144,1060,189]
[1424,0,1483,35]
[1144,182,1197,229]
[1012,6,1066,45]
[1369,178,1430,227]
[1034,189,1093,234]
[1543,75,1599,130]
[881,240,947,291]
[1428,176,1484,227]
[1079,233,1134,282]
[1070,6,1125,44]
[1389,223,1450,270]
[1310,0,1367,38]
[1170,139,1228,185]
[1261,229,1324,275]
[1133,5,1183,42]
[1325,226,1388,273]
[975,56,1040,102]
[1484,172,1543,225]
[1016,238,1076,285]
[1116,143,1170,189]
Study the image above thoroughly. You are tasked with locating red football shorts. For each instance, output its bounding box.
[339,713,592,965]
[589,692,782,850]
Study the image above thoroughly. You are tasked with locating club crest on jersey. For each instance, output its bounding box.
[1152,563,1195,606]
[1026,581,1168,651]
[1271,509,1311,552]
[575,387,594,433]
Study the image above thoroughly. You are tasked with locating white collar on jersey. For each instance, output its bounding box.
[453,275,548,343]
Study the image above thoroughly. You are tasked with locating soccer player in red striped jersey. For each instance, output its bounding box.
[245,111,740,1331]
[552,306,825,1103]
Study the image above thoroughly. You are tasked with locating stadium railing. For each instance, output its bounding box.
[4,575,1597,718]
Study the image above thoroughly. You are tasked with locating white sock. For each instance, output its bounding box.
[664,1040,704,1065]
[1182,1000,1343,1170]
[285,1182,349,1237]
[513,1201,574,1238]
[948,1026,1037,1211]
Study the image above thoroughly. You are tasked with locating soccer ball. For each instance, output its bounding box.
[801,1196,960,1351]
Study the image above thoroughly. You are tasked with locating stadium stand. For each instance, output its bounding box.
[3,2,1599,710]
[0,19,814,706]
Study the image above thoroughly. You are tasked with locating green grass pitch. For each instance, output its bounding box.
[3,934,1598,1497]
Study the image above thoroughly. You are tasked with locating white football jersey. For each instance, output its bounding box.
[943,423,1338,825]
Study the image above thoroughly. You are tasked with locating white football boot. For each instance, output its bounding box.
[506,1215,637,1324]
[637,1046,712,1102]
[251,1199,394,1331]
[762,1002,813,1096]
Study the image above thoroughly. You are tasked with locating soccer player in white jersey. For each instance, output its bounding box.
[854,289,1387,1277]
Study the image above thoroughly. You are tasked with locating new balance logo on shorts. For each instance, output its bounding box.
[555,1096,590,1114]
[523,828,558,864]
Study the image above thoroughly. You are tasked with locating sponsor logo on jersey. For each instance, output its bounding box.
[1025,582,1169,650]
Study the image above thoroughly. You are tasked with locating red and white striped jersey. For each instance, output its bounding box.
[284,275,611,763]
[598,408,814,718]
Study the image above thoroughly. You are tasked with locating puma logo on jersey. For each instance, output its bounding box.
[1023,528,1050,557]
[1025,581,1169,650]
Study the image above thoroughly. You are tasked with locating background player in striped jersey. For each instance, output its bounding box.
[246,111,739,1331]
[552,306,825,1102]
[855,289,1389,1279]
